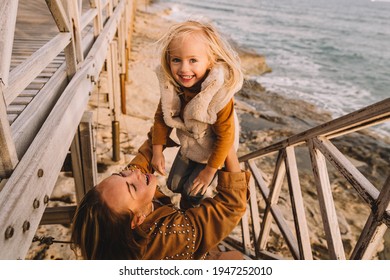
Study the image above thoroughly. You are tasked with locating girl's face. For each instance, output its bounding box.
[97,169,156,215]
[168,33,212,89]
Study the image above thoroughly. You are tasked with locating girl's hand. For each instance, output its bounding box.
[190,166,217,196]
[151,145,166,175]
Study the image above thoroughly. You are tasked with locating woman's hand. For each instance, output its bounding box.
[190,165,217,196]
[151,145,166,175]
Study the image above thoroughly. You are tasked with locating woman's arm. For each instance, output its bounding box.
[186,147,249,259]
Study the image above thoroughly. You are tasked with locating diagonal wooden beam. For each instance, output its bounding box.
[45,0,71,32]
[0,0,19,177]
[308,138,345,259]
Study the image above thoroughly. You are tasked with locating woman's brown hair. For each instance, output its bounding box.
[70,187,141,259]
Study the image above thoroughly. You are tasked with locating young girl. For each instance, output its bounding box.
[150,20,243,209]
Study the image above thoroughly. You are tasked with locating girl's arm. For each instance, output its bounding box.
[208,98,236,169]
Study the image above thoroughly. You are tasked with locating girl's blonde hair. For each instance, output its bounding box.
[157,20,243,92]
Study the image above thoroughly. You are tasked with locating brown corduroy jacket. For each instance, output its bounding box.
[128,134,249,259]
[133,170,248,260]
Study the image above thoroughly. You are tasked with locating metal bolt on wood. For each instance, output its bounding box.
[5,226,14,239]
[44,195,49,204]
[33,199,40,209]
[22,221,30,232]
[37,169,44,177]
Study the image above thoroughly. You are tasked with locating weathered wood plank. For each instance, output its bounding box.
[0,0,18,85]
[308,138,346,259]
[10,96,33,105]
[240,207,252,257]
[90,0,103,36]
[11,64,67,159]
[7,114,18,124]
[67,0,84,64]
[40,206,76,225]
[0,88,19,177]
[5,33,71,105]
[71,111,97,204]
[285,146,313,259]
[45,0,71,32]
[19,90,39,97]
[258,150,286,251]
[7,105,25,114]
[246,165,261,258]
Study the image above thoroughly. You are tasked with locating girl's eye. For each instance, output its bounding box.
[171,58,180,63]
[190,59,197,63]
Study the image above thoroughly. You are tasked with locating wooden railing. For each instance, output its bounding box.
[229,98,390,260]
[0,0,135,259]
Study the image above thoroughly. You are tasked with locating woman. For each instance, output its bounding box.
[70,138,249,260]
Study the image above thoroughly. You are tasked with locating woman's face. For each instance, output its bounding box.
[168,32,212,88]
[97,169,157,214]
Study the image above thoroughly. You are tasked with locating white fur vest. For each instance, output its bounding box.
[155,64,241,164]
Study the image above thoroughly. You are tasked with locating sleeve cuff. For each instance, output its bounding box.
[217,170,249,189]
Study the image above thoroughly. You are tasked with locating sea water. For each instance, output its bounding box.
[152,0,390,137]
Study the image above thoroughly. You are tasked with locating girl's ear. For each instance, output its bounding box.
[131,214,146,229]
[208,60,214,69]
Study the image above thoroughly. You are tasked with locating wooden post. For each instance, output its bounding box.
[285,146,313,259]
[240,206,252,257]
[126,0,136,73]
[258,150,286,251]
[70,111,98,203]
[0,0,18,85]
[118,11,127,114]
[0,86,18,178]
[245,162,261,258]
[107,0,113,16]
[90,0,103,37]
[46,0,78,78]
[67,0,84,65]
[107,40,121,161]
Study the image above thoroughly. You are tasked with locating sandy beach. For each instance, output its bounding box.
[25,1,389,260]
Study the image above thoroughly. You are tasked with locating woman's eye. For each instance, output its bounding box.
[126,182,137,191]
